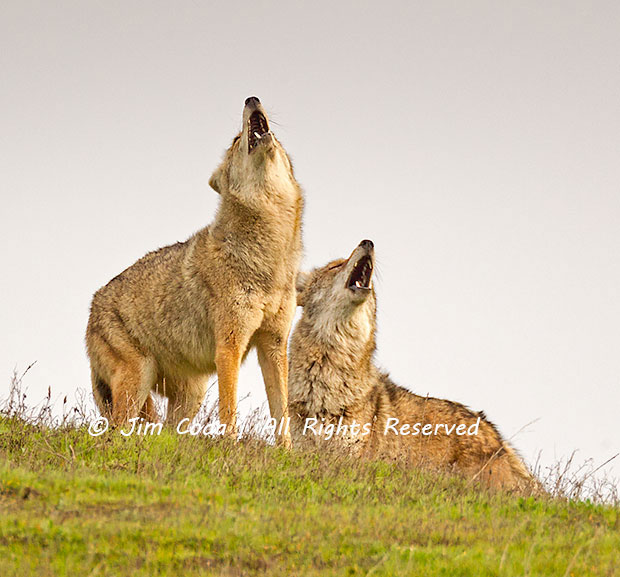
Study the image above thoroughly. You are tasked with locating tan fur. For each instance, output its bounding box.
[289,241,540,492]
[86,97,303,445]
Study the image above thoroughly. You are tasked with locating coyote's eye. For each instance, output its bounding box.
[232,135,241,147]
[327,263,344,271]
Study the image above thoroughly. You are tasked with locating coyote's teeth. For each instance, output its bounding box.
[355,281,362,288]
[254,132,261,139]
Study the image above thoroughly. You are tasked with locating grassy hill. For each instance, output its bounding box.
[0,409,618,577]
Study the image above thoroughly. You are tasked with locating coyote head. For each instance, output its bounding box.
[296,240,376,343]
[209,97,297,202]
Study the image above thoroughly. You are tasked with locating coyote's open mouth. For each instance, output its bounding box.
[347,255,373,292]
[247,111,270,153]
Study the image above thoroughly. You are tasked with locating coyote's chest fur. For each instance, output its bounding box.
[288,318,376,418]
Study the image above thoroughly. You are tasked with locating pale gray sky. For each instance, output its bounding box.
[1,1,619,482]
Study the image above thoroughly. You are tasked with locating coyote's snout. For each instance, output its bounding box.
[86,97,303,445]
[290,241,539,492]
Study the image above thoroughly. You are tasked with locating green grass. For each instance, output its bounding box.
[0,415,618,576]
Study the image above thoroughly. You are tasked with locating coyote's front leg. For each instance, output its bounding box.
[214,340,243,437]
[255,300,295,448]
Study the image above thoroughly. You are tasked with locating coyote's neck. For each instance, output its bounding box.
[207,189,303,282]
[232,159,301,206]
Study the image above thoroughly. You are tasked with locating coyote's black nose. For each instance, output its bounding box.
[245,96,260,107]
[360,239,374,249]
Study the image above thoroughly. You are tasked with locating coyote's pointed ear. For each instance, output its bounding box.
[295,271,311,307]
[209,164,225,194]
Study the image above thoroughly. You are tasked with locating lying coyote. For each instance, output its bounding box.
[86,97,303,445]
[289,240,538,491]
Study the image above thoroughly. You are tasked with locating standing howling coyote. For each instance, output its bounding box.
[86,97,303,445]
[289,240,538,491]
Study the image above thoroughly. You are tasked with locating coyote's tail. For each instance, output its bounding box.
[502,442,545,495]
[92,372,113,415]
